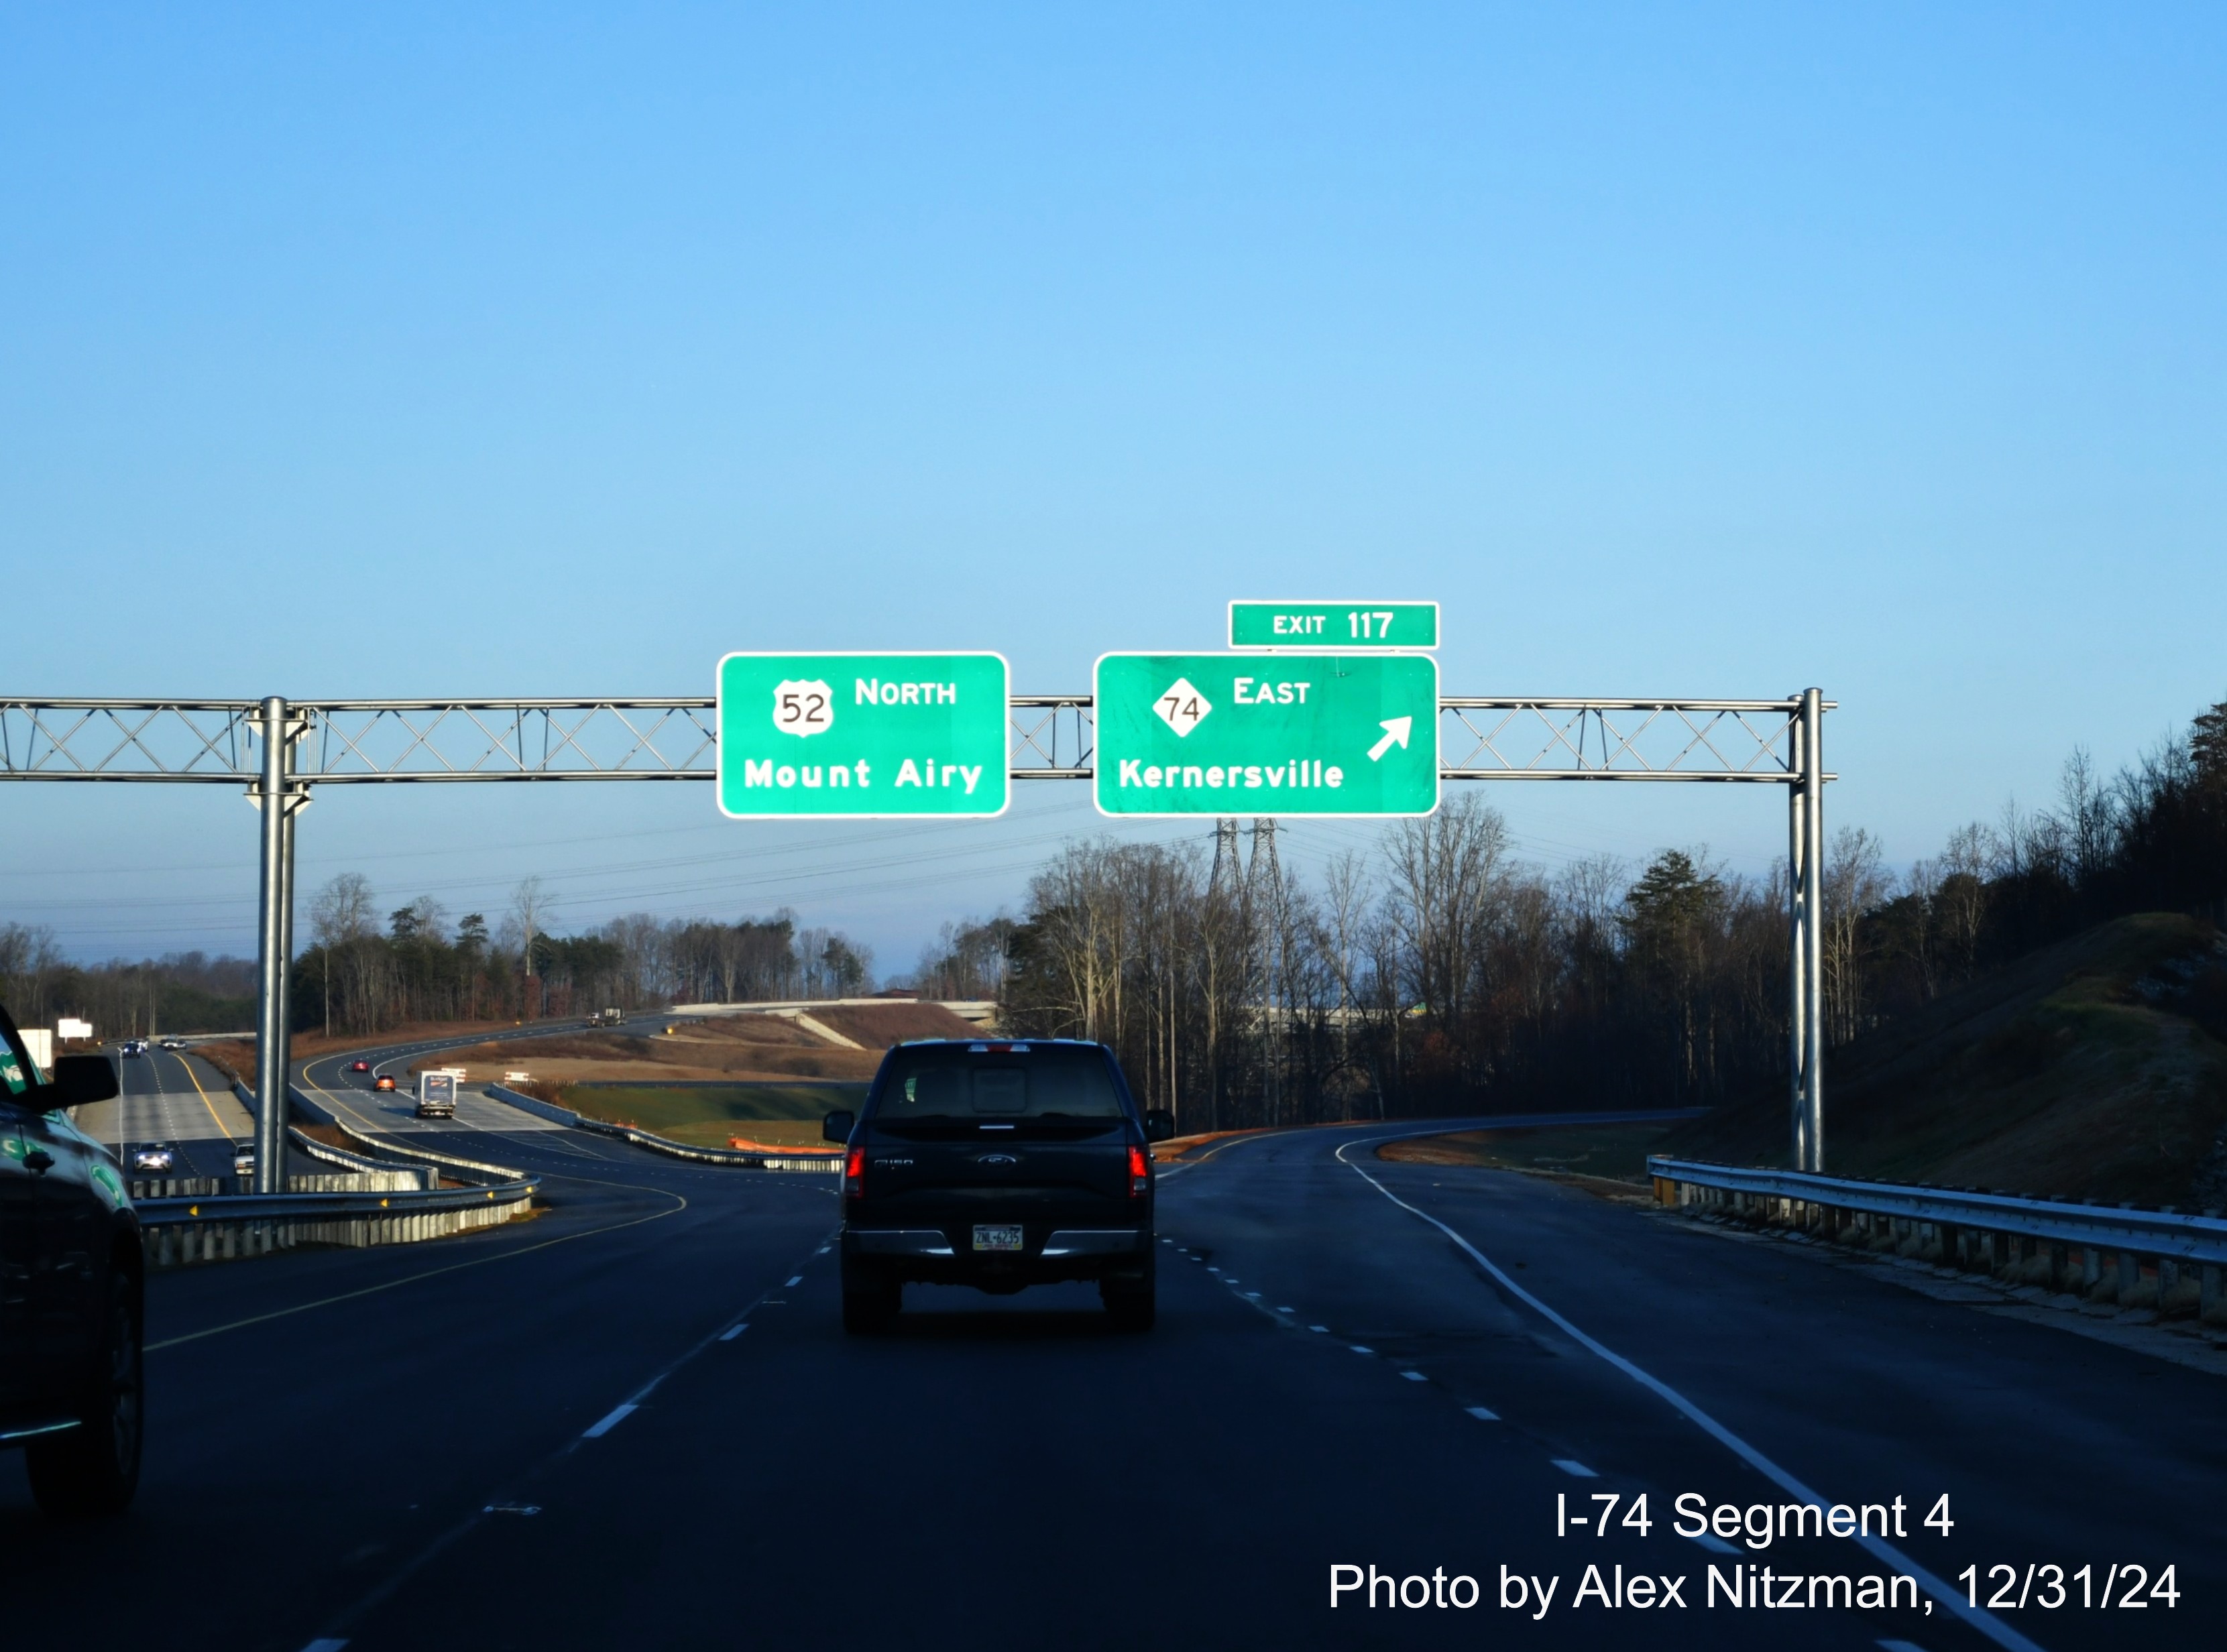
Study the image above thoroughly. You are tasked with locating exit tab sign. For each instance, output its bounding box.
[1229,599,1438,650]
[716,652,1010,819]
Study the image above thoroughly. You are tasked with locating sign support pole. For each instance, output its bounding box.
[249,696,300,1195]
[1788,687,1826,1173]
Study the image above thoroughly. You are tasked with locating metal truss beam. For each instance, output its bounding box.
[1,695,1831,784]
[0,687,1831,1173]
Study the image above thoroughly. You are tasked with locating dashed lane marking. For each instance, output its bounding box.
[1399,1370,1427,1382]
[300,1640,349,1651]
[146,1179,691,1353]
[1309,1325,1329,1334]
[720,1323,747,1342]
[581,1404,637,1439]
[1552,1459,1597,1478]
[1687,1531,1742,1556]
[1335,1134,2048,1652]
[1349,1345,1373,1355]
[785,1275,803,1287]
[1465,1406,1499,1421]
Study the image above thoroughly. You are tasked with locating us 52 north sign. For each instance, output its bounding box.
[716,652,1010,818]
[1092,653,1439,818]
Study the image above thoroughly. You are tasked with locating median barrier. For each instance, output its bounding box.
[287,1124,439,1189]
[137,1174,538,1269]
[485,1083,842,1172]
[1648,1155,2227,1327]
[128,1177,221,1200]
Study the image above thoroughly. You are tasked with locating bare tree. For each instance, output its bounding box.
[1382,794,1509,1039]
[1822,826,1890,1044]
[310,873,377,1035]
[511,877,549,1018]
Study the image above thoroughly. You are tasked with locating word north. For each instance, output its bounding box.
[855,678,960,705]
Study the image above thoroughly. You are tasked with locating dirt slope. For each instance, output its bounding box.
[806,1001,982,1047]
[1664,913,2227,1207]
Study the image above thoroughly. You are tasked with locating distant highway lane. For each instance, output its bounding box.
[73,1045,254,1179]
[4,1055,2220,1651]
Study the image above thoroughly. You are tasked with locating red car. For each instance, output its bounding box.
[374,1074,396,1092]
[349,1059,371,1073]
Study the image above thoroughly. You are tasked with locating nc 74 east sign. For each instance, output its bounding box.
[716,652,1010,819]
[1092,653,1439,818]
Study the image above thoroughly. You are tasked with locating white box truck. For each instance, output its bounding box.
[415,1069,460,1119]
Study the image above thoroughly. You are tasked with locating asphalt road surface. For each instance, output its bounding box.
[72,1045,255,1179]
[4,1051,2220,1651]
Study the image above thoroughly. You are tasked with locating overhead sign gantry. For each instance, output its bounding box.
[0,600,1832,1177]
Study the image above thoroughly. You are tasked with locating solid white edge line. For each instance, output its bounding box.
[1335,1136,2048,1652]
[581,1403,636,1439]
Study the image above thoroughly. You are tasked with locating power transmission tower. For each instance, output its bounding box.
[1248,819,1283,1125]
[1210,818,1241,896]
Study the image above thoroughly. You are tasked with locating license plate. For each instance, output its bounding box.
[972,1224,1023,1252]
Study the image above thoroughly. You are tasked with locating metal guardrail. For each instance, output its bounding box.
[137,1179,536,1225]
[1648,1155,2227,1323]
[288,1124,435,1188]
[1647,1157,2227,1265]
[127,1078,541,1265]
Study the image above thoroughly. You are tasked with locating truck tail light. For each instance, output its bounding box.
[845,1144,865,1199]
[1129,1144,1149,1198]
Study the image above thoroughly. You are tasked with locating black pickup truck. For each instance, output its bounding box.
[1,1001,142,1516]
[824,1039,1174,1332]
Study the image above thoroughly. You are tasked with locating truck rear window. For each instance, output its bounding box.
[875,1046,1125,1120]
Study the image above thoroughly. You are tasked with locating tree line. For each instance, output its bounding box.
[956,697,2227,1135]
[298,874,876,1035]
[1,876,876,1039]
[0,930,255,1038]
[9,696,2222,1089]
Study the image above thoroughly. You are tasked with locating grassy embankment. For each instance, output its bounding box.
[557,1083,866,1147]
[1666,912,2227,1211]
[421,1000,980,1148]
[1379,913,2227,1210]
[1379,1122,1676,1196]
[1664,912,2227,1207]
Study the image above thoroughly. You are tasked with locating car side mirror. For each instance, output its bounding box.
[48,1054,120,1106]
[1143,1110,1176,1143]
[821,1110,855,1144]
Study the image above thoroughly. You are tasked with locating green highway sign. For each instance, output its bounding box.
[716,652,1010,818]
[1229,599,1438,650]
[1093,652,1440,818]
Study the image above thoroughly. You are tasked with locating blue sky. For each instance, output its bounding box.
[3,5,2222,971]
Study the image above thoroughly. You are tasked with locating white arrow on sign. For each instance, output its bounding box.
[1366,716,1412,763]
